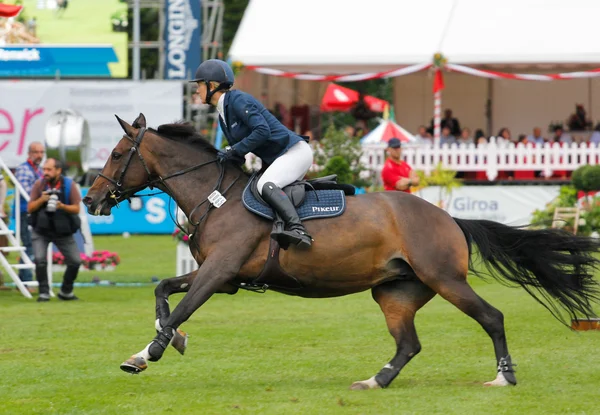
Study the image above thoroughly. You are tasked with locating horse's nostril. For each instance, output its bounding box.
[82,196,92,206]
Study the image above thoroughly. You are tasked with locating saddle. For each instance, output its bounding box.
[237,173,356,293]
[242,172,355,221]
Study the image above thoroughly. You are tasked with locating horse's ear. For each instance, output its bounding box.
[115,114,134,137]
[132,113,146,129]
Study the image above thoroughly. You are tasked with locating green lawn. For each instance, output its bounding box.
[1,234,599,414]
[19,0,128,77]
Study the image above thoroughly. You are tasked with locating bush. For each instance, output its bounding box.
[571,164,600,192]
[571,165,589,191]
[311,125,371,188]
[323,156,352,184]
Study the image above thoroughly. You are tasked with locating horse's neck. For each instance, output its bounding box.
[156,160,248,222]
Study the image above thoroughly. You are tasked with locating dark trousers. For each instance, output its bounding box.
[32,230,81,295]
[18,215,33,282]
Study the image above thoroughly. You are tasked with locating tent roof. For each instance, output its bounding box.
[229,0,600,74]
[361,120,416,144]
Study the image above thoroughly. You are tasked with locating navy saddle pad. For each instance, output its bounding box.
[242,183,347,221]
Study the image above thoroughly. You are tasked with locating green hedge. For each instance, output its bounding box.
[572,165,600,192]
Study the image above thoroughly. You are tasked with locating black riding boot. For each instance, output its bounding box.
[261,182,312,249]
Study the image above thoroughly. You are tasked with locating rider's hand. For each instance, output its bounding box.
[217,146,237,164]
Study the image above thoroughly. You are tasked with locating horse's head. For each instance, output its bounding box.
[83,113,153,216]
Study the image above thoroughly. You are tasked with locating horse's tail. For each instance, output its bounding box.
[453,217,600,326]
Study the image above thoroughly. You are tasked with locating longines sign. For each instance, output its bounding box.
[164,0,201,80]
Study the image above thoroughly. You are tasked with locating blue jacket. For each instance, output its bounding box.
[219,90,304,165]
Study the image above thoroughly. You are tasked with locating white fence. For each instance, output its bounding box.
[360,137,600,181]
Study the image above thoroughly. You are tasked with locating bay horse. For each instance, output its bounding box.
[83,114,600,389]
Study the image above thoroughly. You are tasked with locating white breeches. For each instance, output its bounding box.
[257,140,314,195]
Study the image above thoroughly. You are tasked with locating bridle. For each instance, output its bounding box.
[97,126,241,232]
[98,127,153,201]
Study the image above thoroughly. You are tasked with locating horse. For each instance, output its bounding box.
[83,113,600,390]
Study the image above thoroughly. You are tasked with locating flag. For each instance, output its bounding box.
[433,69,445,93]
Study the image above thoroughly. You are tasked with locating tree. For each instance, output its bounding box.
[223,0,249,58]
[126,7,160,78]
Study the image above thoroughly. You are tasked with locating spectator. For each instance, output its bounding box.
[458,127,474,145]
[381,138,419,193]
[440,126,456,146]
[28,159,82,302]
[551,126,572,144]
[589,123,600,146]
[26,17,37,37]
[429,109,461,136]
[517,134,529,145]
[527,127,546,145]
[567,104,592,131]
[14,142,45,286]
[0,178,8,291]
[474,129,486,142]
[415,125,432,145]
[497,127,512,143]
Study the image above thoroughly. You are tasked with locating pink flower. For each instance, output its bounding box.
[182,235,189,242]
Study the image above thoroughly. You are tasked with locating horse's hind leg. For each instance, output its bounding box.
[351,279,435,390]
[433,279,516,386]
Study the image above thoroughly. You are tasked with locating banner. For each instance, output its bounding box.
[0,45,118,77]
[81,189,177,235]
[0,81,183,169]
[164,0,201,80]
[417,186,560,226]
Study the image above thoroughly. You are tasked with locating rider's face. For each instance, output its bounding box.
[196,82,208,104]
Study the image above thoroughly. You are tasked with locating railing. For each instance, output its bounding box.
[360,137,600,181]
[0,158,37,298]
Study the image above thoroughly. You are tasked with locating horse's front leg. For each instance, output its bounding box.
[154,272,197,356]
[154,271,240,355]
[120,256,242,374]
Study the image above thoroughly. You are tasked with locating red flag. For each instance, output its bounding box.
[433,69,445,93]
[0,4,23,18]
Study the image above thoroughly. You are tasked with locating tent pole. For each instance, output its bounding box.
[434,90,441,146]
[486,78,493,137]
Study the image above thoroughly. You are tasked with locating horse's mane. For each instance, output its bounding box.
[151,121,218,154]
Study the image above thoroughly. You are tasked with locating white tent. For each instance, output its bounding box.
[230,0,600,73]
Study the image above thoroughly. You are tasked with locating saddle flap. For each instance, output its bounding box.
[284,184,306,207]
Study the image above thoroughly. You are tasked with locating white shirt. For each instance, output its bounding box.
[216,93,226,126]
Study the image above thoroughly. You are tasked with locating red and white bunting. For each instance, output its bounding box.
[245,62,600,82]
[446,63,600,81]
[245,63,432,82]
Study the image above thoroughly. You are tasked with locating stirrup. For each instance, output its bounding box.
[271,227,312,249]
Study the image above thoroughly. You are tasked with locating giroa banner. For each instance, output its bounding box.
[164,0,202,80]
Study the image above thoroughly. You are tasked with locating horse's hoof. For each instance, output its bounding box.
[171,329,188,355]
[350,377,381,390]
[484,372,515,387]
[120,355,148,374]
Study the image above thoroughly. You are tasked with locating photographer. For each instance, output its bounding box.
[28,158,82,302]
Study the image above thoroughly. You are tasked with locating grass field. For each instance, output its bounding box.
[18,0,128,77]
[1,235,599,414]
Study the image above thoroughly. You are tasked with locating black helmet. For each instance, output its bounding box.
[191,59,235,88]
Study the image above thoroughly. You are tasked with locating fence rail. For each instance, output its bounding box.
[360,137,600,181]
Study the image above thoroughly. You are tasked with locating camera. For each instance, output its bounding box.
[45,189,61,213]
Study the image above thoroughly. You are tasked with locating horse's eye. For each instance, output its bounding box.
[112,152,122,161]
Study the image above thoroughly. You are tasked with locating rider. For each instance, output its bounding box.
[191,59,313,249]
